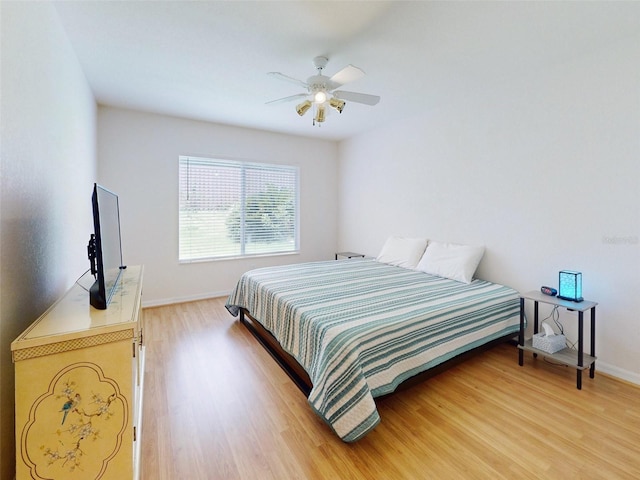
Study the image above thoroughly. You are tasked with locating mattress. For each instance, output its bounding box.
[226,258,520,442]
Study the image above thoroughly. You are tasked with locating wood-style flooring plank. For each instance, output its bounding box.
[140,297,640,480]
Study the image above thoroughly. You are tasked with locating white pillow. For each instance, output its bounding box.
[376,236,428,269]
[415,241,485,283]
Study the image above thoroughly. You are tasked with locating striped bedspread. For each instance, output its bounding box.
[225,258,520,442]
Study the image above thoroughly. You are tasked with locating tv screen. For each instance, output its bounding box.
[88,184,124,309]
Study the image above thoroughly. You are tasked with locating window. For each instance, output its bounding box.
[179,156,299,262]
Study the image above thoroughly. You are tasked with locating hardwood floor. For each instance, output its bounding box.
[140,297,640,479]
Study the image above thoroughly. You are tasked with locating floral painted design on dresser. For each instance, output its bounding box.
[20,362,129,479]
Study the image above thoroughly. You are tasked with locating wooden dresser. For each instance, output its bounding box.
[12,265,144,480]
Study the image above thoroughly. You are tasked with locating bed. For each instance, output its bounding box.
[225,246,520,442]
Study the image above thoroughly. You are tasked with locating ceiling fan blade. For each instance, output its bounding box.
[265,93,308,105]
[267,72,308,89]
[333,90,380,106]
[330,65,365,86]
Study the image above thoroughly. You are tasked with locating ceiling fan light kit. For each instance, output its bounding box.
[268,56,380,126]
[314,90,327,104]
[296,100,312,116]
[314,104,326,124]
[329,97,345,114]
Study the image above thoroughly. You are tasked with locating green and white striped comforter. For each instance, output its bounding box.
[225,258,520,442]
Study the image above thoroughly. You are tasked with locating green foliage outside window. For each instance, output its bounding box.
[225,184,295,244]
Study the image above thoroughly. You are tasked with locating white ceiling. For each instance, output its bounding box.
[53,1,640,141]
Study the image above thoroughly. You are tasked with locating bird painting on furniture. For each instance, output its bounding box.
[60,393,81,425]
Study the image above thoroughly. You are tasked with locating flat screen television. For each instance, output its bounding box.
[87,183,125,309]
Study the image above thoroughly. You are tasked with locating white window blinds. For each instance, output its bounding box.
[179,156,299,262]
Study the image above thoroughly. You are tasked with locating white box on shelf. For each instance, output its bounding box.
[532,332,566,354]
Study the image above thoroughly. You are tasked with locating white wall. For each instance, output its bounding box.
[0,2,96,476]
[338,26,640,383]
[98,107,338,305]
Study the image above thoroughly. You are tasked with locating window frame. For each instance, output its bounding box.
[178,155,300,263]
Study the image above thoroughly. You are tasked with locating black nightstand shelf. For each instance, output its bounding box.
[518,290,598,390]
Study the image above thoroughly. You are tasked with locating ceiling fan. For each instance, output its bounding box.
[267,56,381,125]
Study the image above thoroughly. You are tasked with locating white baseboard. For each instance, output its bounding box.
[141,290,231,308]
[596,360,640,386]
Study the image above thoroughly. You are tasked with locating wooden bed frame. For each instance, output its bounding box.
[239,308,517,398]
